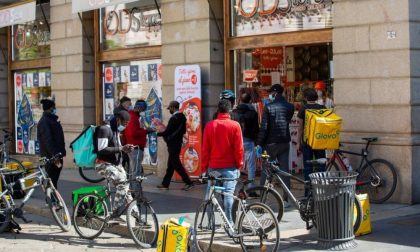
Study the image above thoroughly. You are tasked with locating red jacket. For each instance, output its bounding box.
[123,111,147,148]
[202,113,244,171]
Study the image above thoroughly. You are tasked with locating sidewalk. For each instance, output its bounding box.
[22,168,420,251]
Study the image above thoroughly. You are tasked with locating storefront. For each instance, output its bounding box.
[224,0,333,173]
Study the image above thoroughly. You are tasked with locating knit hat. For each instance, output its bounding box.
[314,81,326,90]
[134,100,147,110]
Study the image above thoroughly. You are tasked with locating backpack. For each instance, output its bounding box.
[304,109,342,150]
[70,125,97,167]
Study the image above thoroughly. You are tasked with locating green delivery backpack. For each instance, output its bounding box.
[70,125,97,167]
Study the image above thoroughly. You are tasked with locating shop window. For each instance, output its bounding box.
[102,59,162,165]
[99,0,161,51]
[11,2,50,61]
[230,0,332,37]
[14,69,51,155]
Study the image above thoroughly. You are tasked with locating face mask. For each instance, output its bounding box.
[128,105,134,110]
[117,125,126,132]
[51,109,57,115]
[269,93,275,101]
[139,112,146,117]
[316,90,323,98]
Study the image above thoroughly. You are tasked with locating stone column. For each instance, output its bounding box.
[50,0,95,167]
[158,0,224,177]
[333,0,415,203]
[0,28,8,130]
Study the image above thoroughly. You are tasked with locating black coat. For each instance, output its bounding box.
[257,96,294,146]
[37,112,66,158]
[158,112,186,149]
[231,103,259,142]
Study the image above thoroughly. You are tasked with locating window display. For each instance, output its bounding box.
[102,59,162,166]
[100,0,161,51]
[14,69,52,155]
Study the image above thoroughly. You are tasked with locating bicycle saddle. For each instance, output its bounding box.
[362,137,378,142]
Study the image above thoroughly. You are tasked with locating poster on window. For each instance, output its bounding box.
[14,69,52,155]
[174,65,202,179]
[102,59,162,166]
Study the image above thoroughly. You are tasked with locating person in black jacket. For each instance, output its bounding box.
[37,99,66,189]
[231,93,259,189]
[157,101,193,190]
[256,84,294,206]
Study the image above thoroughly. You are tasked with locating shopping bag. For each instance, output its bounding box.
[156,218,190,252]
[355,193,372,236]
[304,109,342,149]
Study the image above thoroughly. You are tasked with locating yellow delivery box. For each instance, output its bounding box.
[157,218,190,252]
[304,109,342,150]
[355,194,372,236]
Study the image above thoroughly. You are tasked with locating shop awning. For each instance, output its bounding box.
[72,0,139,14]
[0,0,36,28]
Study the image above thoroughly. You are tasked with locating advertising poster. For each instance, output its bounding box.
[174,65,202,179]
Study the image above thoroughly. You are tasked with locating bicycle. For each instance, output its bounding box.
[0,153,71,233]
[324,137,398,203]
[72,173,159,248]
[233,153,362,233]
[0,129,25,171]
[193,171,280,252]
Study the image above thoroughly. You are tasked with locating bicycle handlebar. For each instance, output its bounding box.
[39,153,63,164]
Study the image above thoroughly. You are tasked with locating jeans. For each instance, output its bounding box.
[128,148,144,197]
[302,144,326,196]
[205,168,239,224]
[260,142,290,201]
[243,138,256,189]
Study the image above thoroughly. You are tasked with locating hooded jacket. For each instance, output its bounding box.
[231,103,259,142]
[37,112,66,158]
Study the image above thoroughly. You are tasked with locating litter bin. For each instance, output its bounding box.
[309,171,358,251]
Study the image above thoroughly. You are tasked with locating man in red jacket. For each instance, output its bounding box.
[202,99,244,224]
[123,100,151,195]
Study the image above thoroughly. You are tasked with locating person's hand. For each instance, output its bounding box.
[122,144,134,153]
[54,159,62,168]
[255,145,263,158]
[146,127,156,133]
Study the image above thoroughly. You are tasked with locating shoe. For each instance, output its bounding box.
[157,185,169,190]
[131,211,152,228]
[283,201,291,208]
[248,192,260,198]
[182,184,194,191]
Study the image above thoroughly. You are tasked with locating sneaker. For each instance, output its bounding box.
[157,185,169,190]
[182,184,194,191]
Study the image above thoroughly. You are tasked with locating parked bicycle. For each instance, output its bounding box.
[0,129,25,171]
[324,137,397,203]
[0,153,71,233]
[233,153,362,233]
[193,171,280,252]
[72,173,159,248]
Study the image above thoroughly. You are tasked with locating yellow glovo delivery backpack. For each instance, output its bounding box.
[156,218,190,252]
[304,109,342,150]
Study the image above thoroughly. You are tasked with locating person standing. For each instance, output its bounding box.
[256,84,294,206]
[296,88,327,195]
[37,99,66,189]
[231,93,259,189]
[314,81,334,108]
[157,101,193,191]
[202,99,244,224]
[112,96,132,174]
[113,96,132,114]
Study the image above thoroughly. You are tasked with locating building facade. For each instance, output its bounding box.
[0,0,419,203]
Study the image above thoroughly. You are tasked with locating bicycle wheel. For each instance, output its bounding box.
[78,166,105,183]
[353,196,362,233]
[46,187,71,232]
[126,200,159,248]
[232,187,283,231]
[358,159,397,203]
[238,202,279,252]
[194,201,216,252]
[73,193,108,239]
[0,194,11,233]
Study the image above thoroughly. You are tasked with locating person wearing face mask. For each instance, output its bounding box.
[37,99,66,189]
[157,101,194,191]
[255,84,294,207]
[122,100,154,195]
[94,110,135,221]
[314,81,334,109]
[113,96,132,114]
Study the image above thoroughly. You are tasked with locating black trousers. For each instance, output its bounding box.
[46,159,63,189]
[162,146,192,187]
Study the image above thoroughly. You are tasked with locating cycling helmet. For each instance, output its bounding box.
[219,89,235,100]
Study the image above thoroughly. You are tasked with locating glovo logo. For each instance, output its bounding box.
[171,229,185,252]
[363,209,370,221]
[315,130,340,140]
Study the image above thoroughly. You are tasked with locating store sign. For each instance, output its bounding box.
[175,65,202,179]
[14,23,50,49]
[72,0,139,13]
[104,7,161,35]
[236,0,328,17]
[0,1,36,28]
[243,70,258,82]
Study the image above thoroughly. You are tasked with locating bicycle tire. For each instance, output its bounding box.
[358,159,397,203]
[78,166,105,183]
[238,202,280,252]
[194,201,215,252]
[46,187,71,232]
[353,195,362,233]
[0,194,11,233]
[232,186,283,231]
[73,193,108,239]
[126,200,159,248]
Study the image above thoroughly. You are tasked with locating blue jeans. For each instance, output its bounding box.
[243,138,256,188]
[205,168,239,224]
[302,144,326,196]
